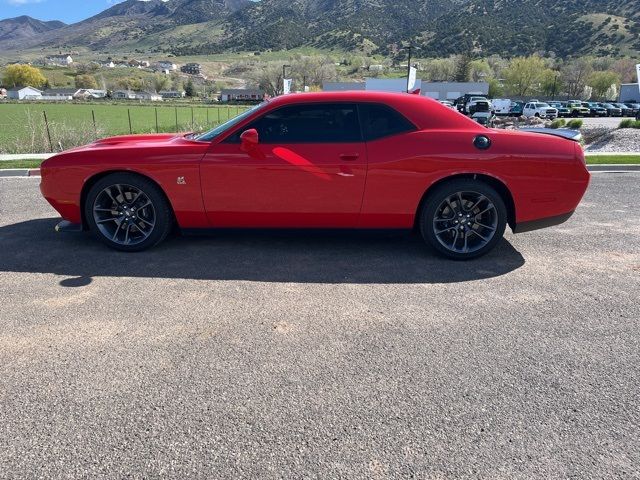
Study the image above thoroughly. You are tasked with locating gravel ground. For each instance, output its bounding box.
[585,127,640,152]
[0,176,639,479]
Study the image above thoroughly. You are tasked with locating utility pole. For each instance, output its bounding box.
[282,64,291,95]
[404,46,412,93]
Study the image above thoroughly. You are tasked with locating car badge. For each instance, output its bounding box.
[177,176,186,185]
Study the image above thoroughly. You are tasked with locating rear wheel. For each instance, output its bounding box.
[84,173,172,252]
[419,180,507,260]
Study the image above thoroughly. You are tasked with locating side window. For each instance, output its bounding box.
[227,103,361,143]
[358,103,416,141]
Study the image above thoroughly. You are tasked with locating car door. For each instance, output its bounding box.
[200,102,367,228]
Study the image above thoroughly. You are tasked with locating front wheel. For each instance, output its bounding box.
[419,180,507,260]
[84,173,173,252]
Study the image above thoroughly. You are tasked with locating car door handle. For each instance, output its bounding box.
[339,153,359,161]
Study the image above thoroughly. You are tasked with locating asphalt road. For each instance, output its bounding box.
[0,175,639,479]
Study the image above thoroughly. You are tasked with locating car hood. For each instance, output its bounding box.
[91,133,182,147]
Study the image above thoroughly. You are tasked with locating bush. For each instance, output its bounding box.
[548,119,566,129]
[619,119,640,129]
[566,119,583,129]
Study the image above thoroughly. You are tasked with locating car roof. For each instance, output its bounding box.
[267,91,480,130]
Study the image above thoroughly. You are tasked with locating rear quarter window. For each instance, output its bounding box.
[358,103,416,141]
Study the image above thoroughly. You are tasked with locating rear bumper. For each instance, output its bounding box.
[512,211,574,233]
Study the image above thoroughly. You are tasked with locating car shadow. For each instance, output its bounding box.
[0,218,525,286]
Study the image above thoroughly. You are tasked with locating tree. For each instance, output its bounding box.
[152,74,171,93]
[587,70,620,99]
[487,77,504,98]
[454,52,472,82]
[468,59,491,82]
[75,74,98,89]
[503,55,547,96]
[184,79,195,97]
[2,64,47,88]
[540,69,561,97]
[250,62,285,96]
[561,58,593,99]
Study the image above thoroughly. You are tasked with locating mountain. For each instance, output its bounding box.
[0,16,65,43]
[0,0,251,51]
[0,0,638,57]
[415,0,640,58]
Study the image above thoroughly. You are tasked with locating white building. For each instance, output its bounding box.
[112,90,162,101]
[113,90,137,100]
[41,88,77,101]
[7,86,43,100]
[75,89,108,99]
[136,91,163,101]
[154,61,178,73]
[159,90,186,99]
[45,54,73,66]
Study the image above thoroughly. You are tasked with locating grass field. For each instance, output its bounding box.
[585,155,640,164]
[0,103,250,153]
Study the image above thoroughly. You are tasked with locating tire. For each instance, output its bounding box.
[84,172,173,252]
[419,179,507,260]
[534,113,540,118]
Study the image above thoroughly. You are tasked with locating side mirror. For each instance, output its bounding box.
[240,128,259,151]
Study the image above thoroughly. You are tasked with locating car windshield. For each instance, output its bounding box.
[194,102,267,141]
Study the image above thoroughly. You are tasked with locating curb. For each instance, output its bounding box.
[585,152,640,156]
[0,154,54,161]
[0,168,41,177]
[587,164,640,171]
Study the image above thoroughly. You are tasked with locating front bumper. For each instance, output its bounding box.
[55,220,83,232]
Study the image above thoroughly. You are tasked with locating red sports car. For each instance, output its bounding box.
[40,91,590,260]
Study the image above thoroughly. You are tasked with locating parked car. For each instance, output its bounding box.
[548,101,571,118]
[613,103,635,117]
[523,102,558,119]
[599,103,622,116]
[40,92,590,260]
[439,100,456,109]
[453,94,488,114]
[509,101,524,117]
[582,102,607,117]
[565,101,590,117]
[492,99,513,116]
[624,103,640,116]
[471,111,494,126]
[467,97,493,115]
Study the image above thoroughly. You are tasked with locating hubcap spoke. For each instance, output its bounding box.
[93,183,156,246]
[432,190,498,254]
